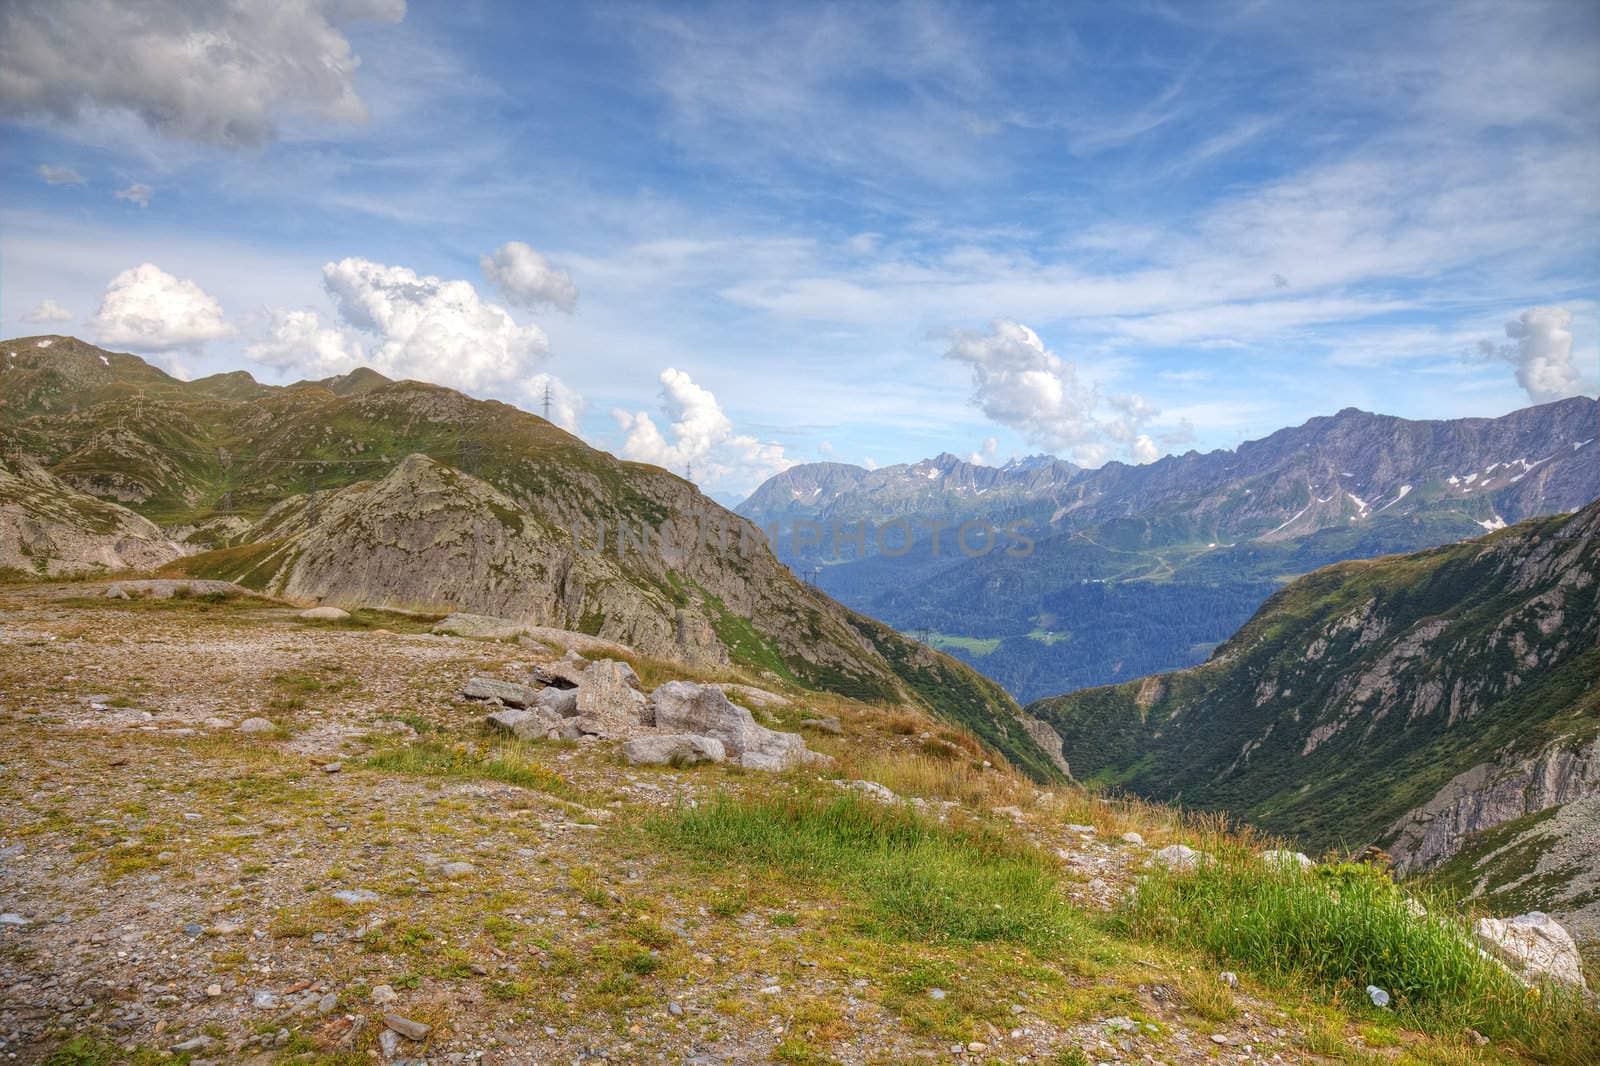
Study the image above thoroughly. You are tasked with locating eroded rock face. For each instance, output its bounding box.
[1385,736,1600,874]
[649,681,810,771]
[1473,912,1588,989]
[621,733,726,766]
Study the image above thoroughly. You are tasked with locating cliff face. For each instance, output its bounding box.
[1029,500,1600,862]
[1387,737,1600,874]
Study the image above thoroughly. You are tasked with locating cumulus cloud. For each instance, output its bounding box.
[943,319,1162,465]
[23,298,73,324]
[1476,306,1590,404]
[36,164,84,185]
[0,0,404,147]
[90,263,235,351]
[968,436,999,466]
[244,258,582,430]
[612,368,794,492]
[244,308,367,377]
[115,183,152,207]
[481,242,578,312]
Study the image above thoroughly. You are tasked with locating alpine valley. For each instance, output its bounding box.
[737,398,1599,702]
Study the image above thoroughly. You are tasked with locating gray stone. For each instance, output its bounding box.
[571,659,647,738]
[621,733,726,766]
[252,990,282,1009]
[668,1001,685,1017]
[371,983,398,1005]
[847,780,897,803]
[462,677,542,708]
[436,861,475,880]
[332,889,378,905]
[485,706,561,741]
[533,653,589,688]
[1120,831,1144,845]
[171,1034,216,1053]
[299,606,350,621]
[649,681,811,771]
[237,717,276,734]
[1473,911,1588,989]
[1150,844,1206,872]
[384,1013,433,1040]
[378,1028,403,1058]
[927,988,946,1001]
[800,715,843,735]
[0,913,29,926]
[535,684,579,717]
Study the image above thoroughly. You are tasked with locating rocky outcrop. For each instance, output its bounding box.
[1018,714,1071,778]
[1385,737,1600,873]
[462,677,544,709]
[649,681,811,771]
[571,660,648,739]
[0,459,187,576]
[1473,912,1588,989]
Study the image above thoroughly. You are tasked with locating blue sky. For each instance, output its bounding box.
[2,1,1597,500]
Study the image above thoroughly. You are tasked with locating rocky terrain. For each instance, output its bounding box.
[2,579,1594,1065]
[1030,500,1600,937]
[0,336,1063,782]
[738,398,1600,700]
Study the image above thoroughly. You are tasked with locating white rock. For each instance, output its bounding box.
[847,780,898,803]
[1473,911,1588,989]
[1120,831,1144,845]
[1150,844,1206,872]
[1260,849,1313,871]
[298,606,350,621]
[237,717,276,734]
[649,681,809,771]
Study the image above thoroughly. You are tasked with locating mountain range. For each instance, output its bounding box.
[0,334,1067,781]
[738,398,1600,701]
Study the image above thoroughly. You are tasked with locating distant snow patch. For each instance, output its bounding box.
[36,339,53,348]
[1377,485,1412,512]
[99,355,109,367]
[1477,515,1507,532]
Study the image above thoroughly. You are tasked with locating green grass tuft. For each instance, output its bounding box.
[1119,845,1600,1060]
[649,790,1088,950]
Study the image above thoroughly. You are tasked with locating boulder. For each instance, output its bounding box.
[462,677,542,708]
[1150,844,1206,872]
[621,733,726,766]
[485,706,562,741]
[570,659,648,738]
[1473,912,1588,989]
[1260,849,1313,871]
[649,681,810,771]
[535,685,579,717]
[237,717,276,734]
[533,652,589,689]
[299,606,350,622]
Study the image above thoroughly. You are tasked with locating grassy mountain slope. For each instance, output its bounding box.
[2,335,1064,780]
[1029,501,1600,860]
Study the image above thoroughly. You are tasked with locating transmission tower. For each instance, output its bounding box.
[542,382,552,422]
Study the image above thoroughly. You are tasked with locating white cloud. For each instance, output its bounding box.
[968,436,999,466]
[612,367,794,492]
[321,256,550,394]
[481,241,578,312]
[36,164,84,185]
[114,183,152,207]
[244,258,583,431]
[943,319,1161,465]
[1478,306,1591,404]
[244,308,366,377]
[90,263,235,351]
[0,0,405,147]
[23,298,72,324]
